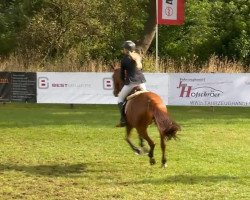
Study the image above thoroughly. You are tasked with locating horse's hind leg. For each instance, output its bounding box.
[125,126,141,155]
[138,136,149,154]
[137,128,156,165]
[139,136,144,147]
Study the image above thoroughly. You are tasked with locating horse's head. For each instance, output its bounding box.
[112,67,124,97]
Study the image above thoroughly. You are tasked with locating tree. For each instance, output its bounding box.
[1,0,249,68]
[136,0,156,54]
[211,0,250,64]
[0,0,43,56]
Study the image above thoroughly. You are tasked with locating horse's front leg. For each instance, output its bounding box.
[125,126,141,155]
[160,135,167,168]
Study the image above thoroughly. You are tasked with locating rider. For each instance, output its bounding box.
[116,40,147,127]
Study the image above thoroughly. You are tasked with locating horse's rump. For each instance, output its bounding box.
[125,92,154,126]
[125,92,179,139]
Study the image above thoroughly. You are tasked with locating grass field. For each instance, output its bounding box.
[0,103,249,200]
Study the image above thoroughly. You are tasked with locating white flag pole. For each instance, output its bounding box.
[156,0,159,71]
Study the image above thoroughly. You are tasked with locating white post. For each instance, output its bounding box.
[156,0,159,71]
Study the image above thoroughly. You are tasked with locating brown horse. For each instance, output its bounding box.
[112,68,180,167]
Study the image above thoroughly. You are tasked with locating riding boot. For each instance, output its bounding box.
[116,102,126,127]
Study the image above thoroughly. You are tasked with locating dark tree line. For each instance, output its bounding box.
[0,0,249,68]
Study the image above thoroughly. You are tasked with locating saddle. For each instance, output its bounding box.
[117,86,148,127]
[123,86,148,114]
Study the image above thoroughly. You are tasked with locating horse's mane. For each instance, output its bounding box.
[112,67,123,97]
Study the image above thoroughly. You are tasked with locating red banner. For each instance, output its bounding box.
[157,0,185,25]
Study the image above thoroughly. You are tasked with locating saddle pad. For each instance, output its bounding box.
[126,90,149,101]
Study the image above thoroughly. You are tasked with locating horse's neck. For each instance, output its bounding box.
[114,68,123,87]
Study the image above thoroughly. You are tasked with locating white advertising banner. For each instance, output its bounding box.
[144,73,169,104]
[37,72,250,106]
[168,73,250,106]
[37,72,116,104]
[37,72,169,104]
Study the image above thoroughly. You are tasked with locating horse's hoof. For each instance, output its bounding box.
[142,147,149,155]
[162,163,167,168]
[150,158,156,165]
[134,149,142,155]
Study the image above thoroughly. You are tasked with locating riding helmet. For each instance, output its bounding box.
[122,40,136,51]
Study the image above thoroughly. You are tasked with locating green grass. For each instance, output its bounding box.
[0,103,249,200]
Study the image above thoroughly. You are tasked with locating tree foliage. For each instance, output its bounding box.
[0,0,249,67]
[158,0,250,66]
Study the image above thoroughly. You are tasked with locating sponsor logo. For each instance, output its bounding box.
[103,78,113,90]
[177,81,223,98]
[38,77,92,89]
[38,77,49,89]
[53,83,91,88]
[166,0,173,4]
[165,7,173,16]
[190,100,250,106]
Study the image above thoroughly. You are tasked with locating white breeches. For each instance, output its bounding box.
[117,83,146,103]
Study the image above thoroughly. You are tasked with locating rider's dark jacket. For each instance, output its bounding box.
[120,55,146,85]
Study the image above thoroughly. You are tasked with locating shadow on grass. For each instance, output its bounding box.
[0,163,91,177]
[0,104,118,129]
[1,105,249,129]
[121,175,242,185]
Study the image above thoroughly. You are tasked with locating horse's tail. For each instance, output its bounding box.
[151,103,180,140]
